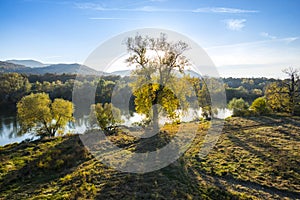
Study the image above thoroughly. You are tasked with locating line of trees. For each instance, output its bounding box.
[17,92,122,138]
[229,67,300,116]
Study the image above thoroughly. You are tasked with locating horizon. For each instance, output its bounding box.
[1,58,292,80]
[1,0,300,79]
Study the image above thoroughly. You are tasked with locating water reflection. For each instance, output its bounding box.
[0,108,35,146]
[0,108,232,146]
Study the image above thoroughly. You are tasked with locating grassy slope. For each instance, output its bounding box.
[0,116,300,199]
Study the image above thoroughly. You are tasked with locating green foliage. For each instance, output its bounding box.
[265,68,300,115]
[265,82,291,113]
[0,73,31,104]
[89,103,122,131]
[17,93,74,137]
[249,97,270,115]
[227,98,249,116]
[126,33,190,126]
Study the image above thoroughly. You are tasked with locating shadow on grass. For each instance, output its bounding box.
[221,117,300,198]
[0,135,90,199]
[91,128,241,199]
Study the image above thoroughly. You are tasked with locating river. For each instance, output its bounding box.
[0,107,232,146]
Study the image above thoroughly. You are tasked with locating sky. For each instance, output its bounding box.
[0,0,300,78]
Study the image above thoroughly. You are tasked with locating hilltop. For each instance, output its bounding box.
[0,60,106,75]
[6,60,47,68]
[0,116,299,199]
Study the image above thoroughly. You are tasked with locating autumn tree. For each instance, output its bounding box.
[125,33,190,129]
[265,67,300,115]
[89,103,122,131]
[17,93,74,137]
[250,97,270,115]
[282,67,300,115]
[265,82,290,113]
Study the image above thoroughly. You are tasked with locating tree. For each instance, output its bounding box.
[89,103,122,131]
[0,73,31,104]
[265,82,290,113]
[186,76,212,119]
[282,67,300,115]
[265,67,300,115]
[125,33,190,129]
[250,97,270,115]
[228,98,249,116]
[17,93,74,137]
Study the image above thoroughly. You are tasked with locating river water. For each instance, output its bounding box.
[0,107,232,146]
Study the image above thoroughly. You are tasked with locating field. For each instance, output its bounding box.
[0,115,300,199]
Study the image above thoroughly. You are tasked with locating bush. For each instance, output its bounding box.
[250,97,270,116]
[89,103,122,131]
[228,98,249,117]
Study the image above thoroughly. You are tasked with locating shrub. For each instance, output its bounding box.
[250,97,270,116]
[89,103,122,131]
[228,98,249,117]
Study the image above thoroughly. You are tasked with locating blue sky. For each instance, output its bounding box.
[1,0,300,78]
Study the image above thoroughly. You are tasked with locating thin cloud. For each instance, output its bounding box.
[75,3,258,14]
[193,7,258,13]
[206,36,299,50]
[75,3,173,12]
[224,19,246,31]
[283,37,299,43]
[75,3,108,10]
[204,37,300,78]
[261,32,277,39]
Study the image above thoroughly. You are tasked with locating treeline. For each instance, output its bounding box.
[227,68,300,116]
[0,73,120,106]
[223,77,276,103]
[0,72,298,115]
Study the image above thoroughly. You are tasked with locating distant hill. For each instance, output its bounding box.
[0,61,30,73]
[0,61,107,75]
[20,63,105,75]
[6,59,47,68]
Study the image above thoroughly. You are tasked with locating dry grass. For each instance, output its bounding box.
[0,116,299,199]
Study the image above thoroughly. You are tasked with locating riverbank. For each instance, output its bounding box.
[0,116,299,199]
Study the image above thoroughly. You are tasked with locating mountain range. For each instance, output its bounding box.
[6,59,47,68]
[0,60,106,75]
[1,59,201,77]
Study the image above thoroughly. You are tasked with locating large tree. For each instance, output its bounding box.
[282,67,300,115]
[17,93,74,137]
[125,33,190,129]
[265,82,290,113]
[265,67,300,115]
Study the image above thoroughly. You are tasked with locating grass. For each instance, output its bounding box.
[0,115,300,199]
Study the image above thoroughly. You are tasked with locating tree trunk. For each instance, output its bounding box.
[287,75,295,115]
[152,104,159,132]
[152,85,165,132]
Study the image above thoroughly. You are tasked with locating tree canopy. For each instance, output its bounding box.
[250,97,270,115]
[125,33,190,128]
[0,73,31,104]
[228,98,249,117]
[265,67,300,115]
[17,93,74,137]
[89,103,122,131]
